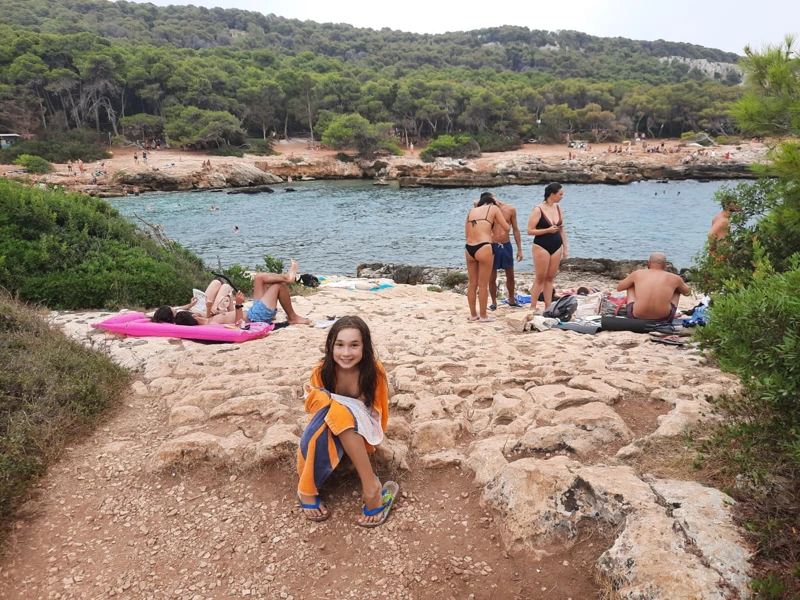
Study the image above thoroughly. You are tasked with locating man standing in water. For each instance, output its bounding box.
[478,194,524,310]
[708,197,740,240]
[617,253,691,322]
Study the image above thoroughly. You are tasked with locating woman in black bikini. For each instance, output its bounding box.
[527,183,568,313]
[465,192,510,322]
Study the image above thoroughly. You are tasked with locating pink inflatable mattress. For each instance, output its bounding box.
[92,312,273,343]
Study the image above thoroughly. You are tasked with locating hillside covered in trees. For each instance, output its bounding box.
[0,0,745,153]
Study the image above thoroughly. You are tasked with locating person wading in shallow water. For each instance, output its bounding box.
[465,192,510,322]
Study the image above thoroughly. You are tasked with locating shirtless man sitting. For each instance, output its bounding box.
[616,253,691,322]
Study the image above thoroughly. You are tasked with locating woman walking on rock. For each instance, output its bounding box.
[465,192,510,322]
[528,183,568,314]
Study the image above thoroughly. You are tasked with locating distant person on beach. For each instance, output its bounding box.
[465,192,511,322]
[616,252,691,322]
[142,151,148,165]
[473,196,523,310]
[67,160,73,173]
[297,316,398,527]
[528,183,568,314]
[134,153,139,166]
[133,185,140,196]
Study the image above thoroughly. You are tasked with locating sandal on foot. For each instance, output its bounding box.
[359,481,399,529]
[489,304,497,311]
[297,491,330,522]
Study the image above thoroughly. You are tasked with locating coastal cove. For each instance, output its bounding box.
[108,178,731,273]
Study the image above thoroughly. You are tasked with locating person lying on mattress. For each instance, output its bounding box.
[616,252,691,322]
[151,277,235,324]
[153,260,311,326]
[296,316,399,528]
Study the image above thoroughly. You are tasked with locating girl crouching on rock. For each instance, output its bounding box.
[297,316,399,527]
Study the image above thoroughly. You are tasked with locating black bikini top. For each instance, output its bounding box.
[467,205,493,228]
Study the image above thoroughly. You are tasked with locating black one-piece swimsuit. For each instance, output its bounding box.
[533,205,563,255]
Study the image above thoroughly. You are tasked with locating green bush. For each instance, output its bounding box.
[419,135,481,162]
[13,154,53,174]
[716,135,731,144]
[110,135,128,147]
[442,271,469,288]
[0,130,111,164]
[0,179,209,309]
[262,254,284,274]
[0,291,130,522]
[680,131,697,140]
[221,264,254,295]
[471,133,523,153]
[697,257,800,474]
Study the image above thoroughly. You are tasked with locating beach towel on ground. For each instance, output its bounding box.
[501,294,531,305]
[297,364,388,496]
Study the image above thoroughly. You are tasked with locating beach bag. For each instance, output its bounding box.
[600,295,627,317]
[543,295,578,321]
[298,273,320,287]
[574,292,603,319]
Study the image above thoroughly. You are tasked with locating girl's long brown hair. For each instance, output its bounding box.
[319,315,382,408]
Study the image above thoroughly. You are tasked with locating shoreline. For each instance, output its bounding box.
[1,139,767,197]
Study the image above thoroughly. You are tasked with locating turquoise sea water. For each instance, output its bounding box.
[108,179,737,274]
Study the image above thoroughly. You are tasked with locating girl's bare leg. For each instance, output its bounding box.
[466,250,479,319]
[475,245,494,319]
[339,429,383,525]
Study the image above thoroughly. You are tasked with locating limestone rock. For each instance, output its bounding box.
[527,385,597,410]
[255,424,300,464]
[411,419,460,453]
[417,449,465,468]
[374,438,411,470]
[168,405,205,425]
[150,433,224,470]
[208,393,282,419]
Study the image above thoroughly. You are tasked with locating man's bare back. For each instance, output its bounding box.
[708,210,731,240]
[494,203,516,244]
[617,253,691,320]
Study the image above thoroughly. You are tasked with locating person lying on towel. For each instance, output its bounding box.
[616,252,691,322]
[297,316,399,528]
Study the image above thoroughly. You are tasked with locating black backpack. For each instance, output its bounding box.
[543,295,578,321]
[297,273,320,288]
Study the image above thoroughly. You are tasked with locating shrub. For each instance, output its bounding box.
[680,131,697,140]
[472,133,524,153]
[427,285,442,292]
[335,152,356,162]
[110,135,128,147]
[262,254,284,274]
[0,130,111,164]
[716,135,731,145]
[0,179,209,309]
[419,135,481,162]
[442,271,469,288]
[697,257,800,474]
[221,263,254,295]
[0,291,130,522]
[13,154,53,174]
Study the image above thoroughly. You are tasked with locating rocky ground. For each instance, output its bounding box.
[0,277,751,600]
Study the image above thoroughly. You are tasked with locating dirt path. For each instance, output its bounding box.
[0,280,750,599]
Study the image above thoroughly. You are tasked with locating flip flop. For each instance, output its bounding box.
[359,481,399,528]
[489,304,497,311]
[506,302,524,309]
[297,491,330,522]
[649,335,685,346]
[479,317,496,323]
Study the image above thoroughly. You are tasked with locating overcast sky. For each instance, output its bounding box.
[127,0,798,55]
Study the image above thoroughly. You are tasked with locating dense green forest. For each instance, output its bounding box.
[0,0,745,150]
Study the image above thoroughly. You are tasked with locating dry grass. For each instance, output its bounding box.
[0,291,130,528]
